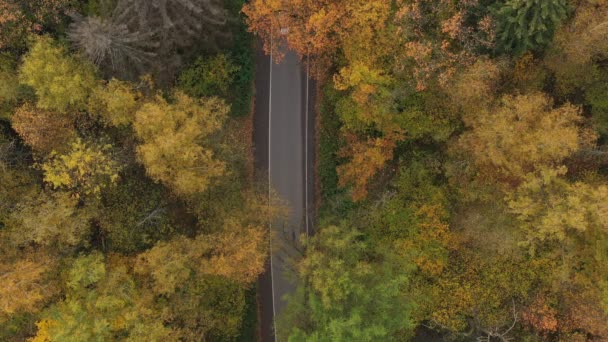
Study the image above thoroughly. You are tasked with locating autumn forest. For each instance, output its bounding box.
[0,0,607,341]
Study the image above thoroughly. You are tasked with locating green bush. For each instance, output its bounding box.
[97,170,174,254]
[226,0,255,117]
[586,75,608,138]
[177,0,255,117]
[178,54,240,100]
[318,83,356,219]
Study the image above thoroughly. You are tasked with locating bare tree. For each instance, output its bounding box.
[69,0,233,84]
[114,0,233,85]
[68,14,158,80]
[113,0,231,50]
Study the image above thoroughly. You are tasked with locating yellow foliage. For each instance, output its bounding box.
[134,92,228,196]
[41,138,120,197]
[457,93,594,186]
[450,59,501,114]
[507,166,608,248]
[88,79,141,127]
[28,319,57,342]
[544,1,608,95]
[135,224,267,294]
[19,36,97,112]
[8,191,93,247]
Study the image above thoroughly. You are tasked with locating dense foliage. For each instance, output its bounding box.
[246,0,608,340]
[0,0,259,340]
[3,0,608,340]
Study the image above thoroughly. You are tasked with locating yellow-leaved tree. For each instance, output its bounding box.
[88,79,143,127]
[19,36,97,112]
[135,224,266,293]
[133,92,228,196]
[456,93,594,187]
[337,133,397,201]
[507,166,608,248]
[7,191,94,247]
[41,138,121,197]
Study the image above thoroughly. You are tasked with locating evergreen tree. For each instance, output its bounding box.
[494,0,568,54]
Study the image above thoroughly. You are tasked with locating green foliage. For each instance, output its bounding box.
[431,250,540,333]
[236,286,258,342]
[494,0,568,54]
[0,161,37,224]
[225,0,255,118]
[33,254,173,342]
[318,83,354,219]
[0,54,19,104]
[168,275,247,341]
[97,172,173,254]
[280,225,416,341]
[0,312,38,342]
[178,54,240,100]
[585,74,608,138]
[367,159,449,258]
[179,42,254,118]
[0,53,25,120]
[19,36,97,112]
[82,0,117,17]
[66,253,105,290]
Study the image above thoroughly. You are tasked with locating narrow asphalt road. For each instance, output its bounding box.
[254,39,315,342]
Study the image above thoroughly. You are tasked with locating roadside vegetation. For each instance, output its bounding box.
[245,0,608,340]
[0,0,263,340]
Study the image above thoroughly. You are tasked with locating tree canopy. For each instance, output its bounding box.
[133,92,228,196]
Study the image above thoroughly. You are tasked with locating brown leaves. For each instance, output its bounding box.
[521,295,559,334]
[0,0,75,49]
[243,0,391,75]
[11,103,76,154]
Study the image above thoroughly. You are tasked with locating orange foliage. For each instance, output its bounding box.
[337,133,397,201]
[243,0,391,74]
[0,251,58,320]
[395,0,495,90]
[398,205,450,277]
[0,0,75,49]
[201,222,267,284]
[521,295,559,334]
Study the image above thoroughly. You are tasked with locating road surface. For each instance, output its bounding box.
[254,39,315,342]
